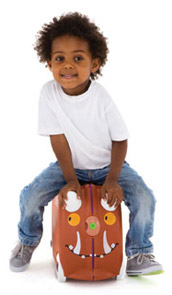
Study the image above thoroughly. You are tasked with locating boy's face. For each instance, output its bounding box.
[47,35,100,96]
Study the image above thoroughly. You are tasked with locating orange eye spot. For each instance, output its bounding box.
[68,213,80,226]
[104,212,116,225]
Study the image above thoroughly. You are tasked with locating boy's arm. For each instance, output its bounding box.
[106,139,128,181]
[50,134,78,182]
[101,139,128,207]
[50,134,81,208]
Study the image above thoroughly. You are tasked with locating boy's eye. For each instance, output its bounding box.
[74,56,84,62]
[55,56,64,62]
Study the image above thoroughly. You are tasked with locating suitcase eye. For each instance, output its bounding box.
[68,213,80,226]
[104,212,116,225]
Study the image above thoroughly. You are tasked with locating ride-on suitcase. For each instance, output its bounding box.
[52,184,123,281]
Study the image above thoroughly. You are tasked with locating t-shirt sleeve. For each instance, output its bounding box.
[105,100,129,141]
[38,86,64,136]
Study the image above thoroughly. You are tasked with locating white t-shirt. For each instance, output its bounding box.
[38,79,129,169]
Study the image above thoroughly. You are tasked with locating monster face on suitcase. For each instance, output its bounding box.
[52,184,123,281]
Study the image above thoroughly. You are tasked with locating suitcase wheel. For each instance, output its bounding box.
[116,257,125,280]
[56,254,66,282]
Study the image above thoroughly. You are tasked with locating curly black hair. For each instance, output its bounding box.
[34,12,109,79]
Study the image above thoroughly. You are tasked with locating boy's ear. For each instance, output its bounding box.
[91,58,101,74]
[47,60,52,72]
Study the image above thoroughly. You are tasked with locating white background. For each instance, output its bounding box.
[0,0,171,294]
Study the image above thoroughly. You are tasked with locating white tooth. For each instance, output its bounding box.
[69,245,73,250]
[100,255,104,258]
[111,243,116,248]
[73,231,81,255]
[103,230,111,254]
[81,255,85,259]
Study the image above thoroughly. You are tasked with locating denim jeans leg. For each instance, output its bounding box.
[18,162,66,246]
[91,162,156,257]
[118,162,156,257]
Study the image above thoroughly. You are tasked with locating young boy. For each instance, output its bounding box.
[10,12,162,275]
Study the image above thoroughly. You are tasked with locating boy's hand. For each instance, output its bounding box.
[101,179,123,208]
[58,180,82,209]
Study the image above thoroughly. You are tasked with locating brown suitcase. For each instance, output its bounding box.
[52,184,123,281]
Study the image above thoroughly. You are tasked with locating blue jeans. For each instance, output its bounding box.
[18,161,156,257]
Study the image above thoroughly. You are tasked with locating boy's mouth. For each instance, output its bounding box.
[61,74,77,79]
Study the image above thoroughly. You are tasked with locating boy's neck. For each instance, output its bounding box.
[61,79,91,96]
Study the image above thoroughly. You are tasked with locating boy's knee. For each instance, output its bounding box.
[131,178,156,211]
[19,184,42,215]
[140,188,156,211]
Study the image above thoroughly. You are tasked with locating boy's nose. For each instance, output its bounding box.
[85,216,100,236]
[64,63,74,69]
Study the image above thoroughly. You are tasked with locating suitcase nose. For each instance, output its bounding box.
[85,216,100,236]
